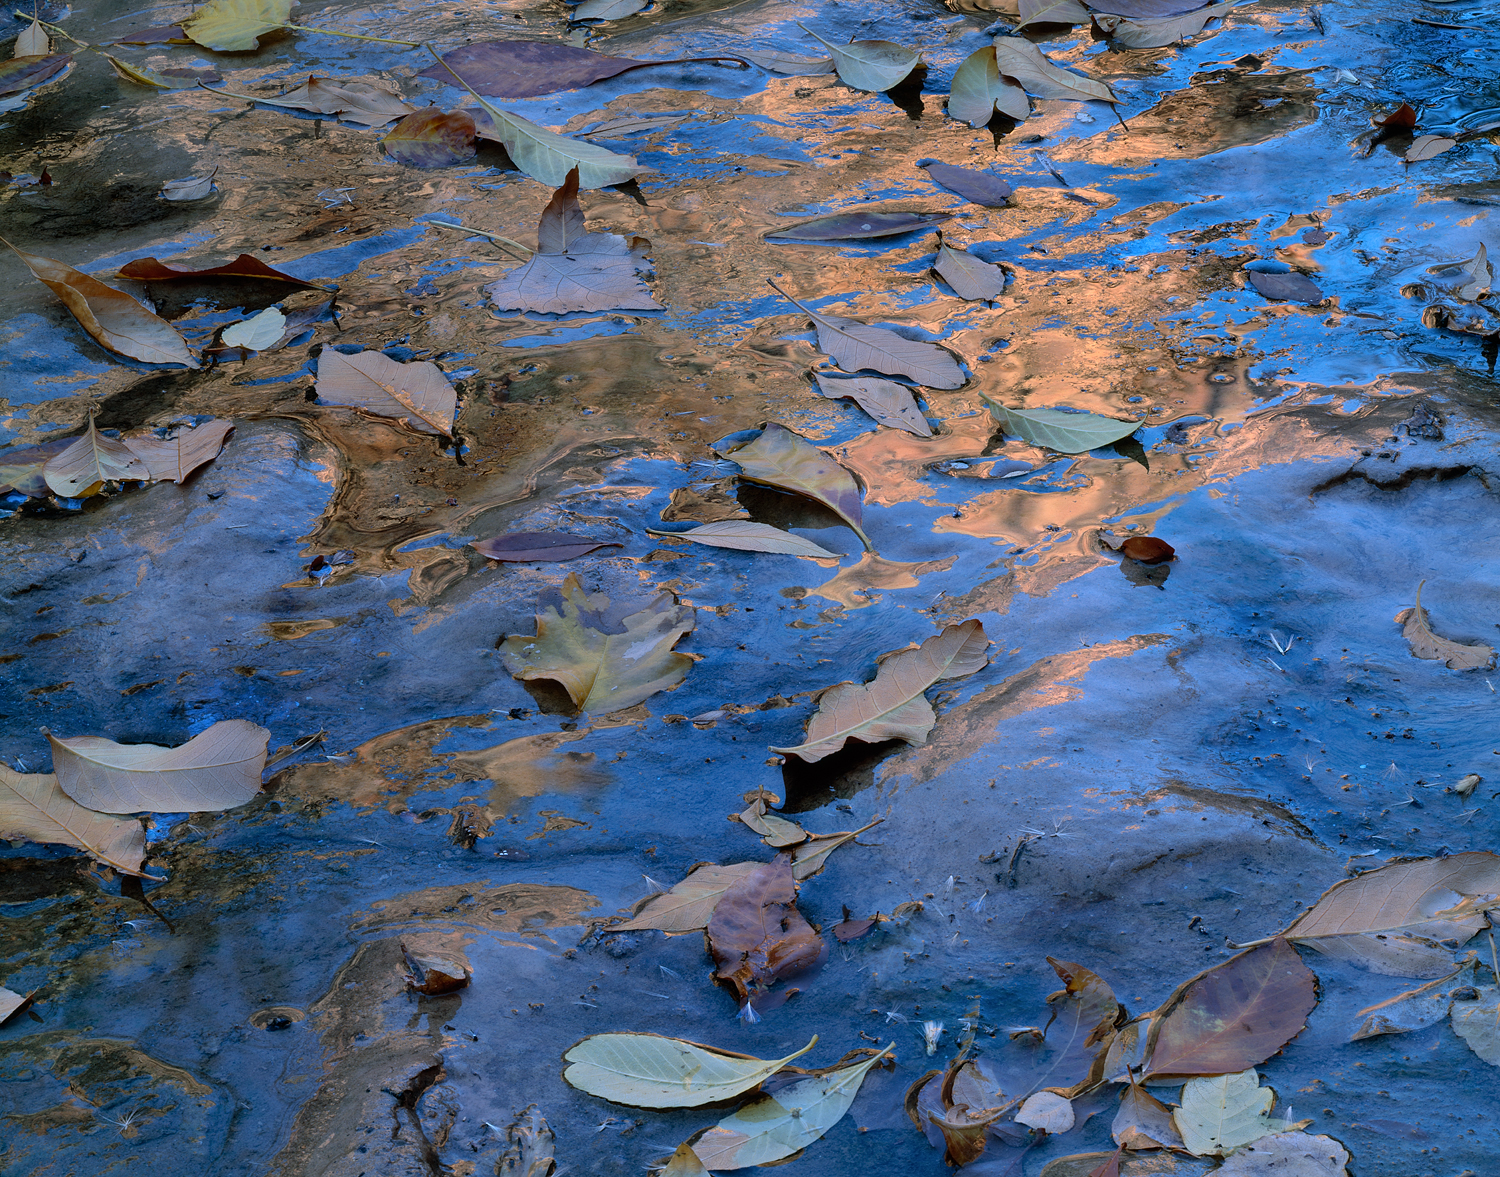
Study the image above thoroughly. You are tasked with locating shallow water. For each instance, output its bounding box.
[3,0,1500,1173]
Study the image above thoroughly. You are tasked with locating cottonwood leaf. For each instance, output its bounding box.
[799,23,919,92]
[1112,1083,1182,1149]
[661,1144,710,1177]
[0,53,70,97]
[920,159,1013,206]
[764,209,951,242]
[471,532,622,562]
[1017,1091,1075,1132]
[316,350,457,436]
[207,75,414,124]
[769,279,966,389]
[1143,939,1315,1080]
[486,167,662,313]
[1093,2,1238,48]
[383,108,477,167]
[0,766,157,877]
[1172,1069,1277,1157]
[692,1048,892,1170]
[815,374,931,436]
[1247,270,1324,302]
[717,422,870,549]
[499,572,696,715]
[935,242,1008,301]
[572,0,647,19]
[992,38,1117,103]
[181,0,292,51]
[1451,985,1500,1065]
[1016,0,1091,29]
[161,173,217,201]
[616,862,763,931]
[740,48,835,75]
[1351,962,1471,1041]
[948,45,1030,126]
[221,307,286,350]
[987,401,1139,453]
[647,521,842,559]
[118,253,327,289]
[1214,1132,1350,1177]
[4,238,196,367]
[772,620,989,762]
[563,1033,817,1107]
[42,417,149,497]
[14,19,49,56]
[50,719,270,813]
[788,817,882,880]
[123,419,234,483]
[1396,580,1495,670]
[1406,134,1456,162]
[1262,851,1500,976]
[706,855,825,1008]
[419,40,747,99]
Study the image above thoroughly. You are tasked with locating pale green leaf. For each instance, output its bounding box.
[992,38,1117,103]
[564,1033,817,1107]
[986,401,1139,453]
[182,0,292,52]
[647,521,843,559]
[948,46,1030,126]
[1173,1069,1277,1157]
[799,24,918,92]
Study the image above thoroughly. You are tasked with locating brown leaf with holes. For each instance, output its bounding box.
[705,854,825,1010]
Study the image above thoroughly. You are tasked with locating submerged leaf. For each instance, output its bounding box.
[616,861,763,932]
[764,209,951,242]
[1093,2,1238,48]
[799,24,919,92]
[647,521,842,559]
[706,855,825,1007]
[42,418,149,497]
[181,0,292,51]
[0,766,156,878]
[1351,962,1471,1041]
[470,532,622,562]
[948,45,1030,126]
[382,108,477,167]
[1395,580,1495,670]
[563,1033,817,1107]
[1214,1132,1350,1177]
[815,374,931,437]
[315,350,457,436]
[920,159,1013,206]
[717,422,869,548]
[987,402,1139,453]
[1451,985,1500,1065]
[419,40,747,99]
[1247,270,1324,302]
[992,38,1117,102]
[1172,1069,1277,1157]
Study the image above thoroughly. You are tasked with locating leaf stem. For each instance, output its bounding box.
[765,276,817,317]
[423,218,532,260]
[284,23,419,47]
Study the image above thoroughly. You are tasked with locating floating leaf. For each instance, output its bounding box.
[4,237,196,367]
[14,19,48,56]
[221,306,286,351]
[1374,102,1417,129]
[948,45,1030,126]
[42,417,150,497]
[1451,985,1500,1065]
[764,209,951,242]
[992,38,1117,103]
[1015,0,1092,28]
[181,0,292,51]
[0,765,156,878]
[692,1048,893,1170]
[986,401,1139,453]
[485,167,662,313]
[739,799,808,847]
[1351,962,1471,1041]
[50,719,269,814]
[1214,1132,1350,1177]
[739,48,834,75]
[919,159,1013,206]
[815,374,931,437]
[1406,134,1456,162]
[660,1144,710,1177]
[1173,1070,1278,1157]
[563,1032,817,1107]
[1143,939,1316,1080]
[935,241,1008,302]
[717,422,869,548]
[0,988,28,1027]
[1017,1091,1075,1132]
[418,40,747,99]
[1113,1083,1183,1150]
[647,521,842,559]
[0,53,70,98]
[470,532,622,562]
[315,350,457,436]
[788,817,882,880]
[498,572,696,715]
[211,75,414,125]
[798,24,919,92]
[1119,536,1175,564]
[773,620,989,762]
[382,108,477,167]
[1396,580,1496,671]
[616,862,763,932]
[1453,243,1492,301]
[1247,270,1324,302]
[402,942,471,994]
[161,172,217,201]
[103,53,217,88]
[706,855,825,1007]
[119,253,327,289]
[572,0,647,18]
[769,279,966,389]
[1093,2,1237,47]
[122,419,234,483]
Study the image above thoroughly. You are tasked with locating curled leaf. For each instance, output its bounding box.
[948,45,1030,126]
[799,24,919,92]
[1396,580,1494,670]
[122,419,234,483]
[1093,2,1238,48]
[717,422,869,549]
[0,766,157,878]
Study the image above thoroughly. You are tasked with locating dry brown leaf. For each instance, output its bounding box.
[718,422,870,549]
[236,75,414,125]
[1112,1082,1182,1149]
[315,349,458,436]
[616,862,763,932]
[122,419,234,483]
[815,374,932,436]
[42,417,149,497]
[706,854,825,1010]
[0,765,157,877]
[1395,580,1494,670]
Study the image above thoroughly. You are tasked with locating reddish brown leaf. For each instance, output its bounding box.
[705,854,825,1010]
[401,941,471,995]
[1087,1146,1124,1177]
[382,108,478,168]
[979,958,1124,1101]
[1119,537,1174,564]
[118,254,329,290]
[0,54,71,98]
[418,40,748,99]
[470,532,622,562]
[1374,102,1417,129]
[1143,938,1316,1080]
[832,916,875,942]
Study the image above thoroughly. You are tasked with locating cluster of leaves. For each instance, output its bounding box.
[0,416,232,502]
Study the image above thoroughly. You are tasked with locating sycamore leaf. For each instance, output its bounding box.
[382,108,477,167]
[122,420,234,484]
[986,401,1139,453]
[616,862,763,932]
[773,620,989,762]
[692,1048,893,1170]
[1016,0,1091,28]
[1172,1070,1278,1157]
[315,350,457,436]
[181,0,293,51]
[798,24,919,92]
[992,38,1117,103]
[42,417,149,497]
[563,1033,817,1107]
[1406,134,1456,162]
[486,167,662,314]
[0,766,157,878]
[935,242,1008,302]
[1093,2,1239,48]
[647,521,842,559]
[215,75,414,125]
[1451,985,1500,1065]
[49,719,270,813]
[1395,580,1494,670]
[815,374,932,437]
[4,237,196,367]
[948,46,1030,126]
[1215,1133,1350,1177]
[769,279,966,388]
[789,817,882,879]
[15,19,49,56]
[740,48,835,75]
[717,422,870,549]
[499,572,696,715]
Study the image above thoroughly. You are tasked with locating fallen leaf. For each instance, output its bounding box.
[692,1048,892,1169]
[1214,1132,1350,1177]
[769,279,966,389]
[1454,243,1492,301]
[315,349,457,436]
[485,167,662,313]
[920,159,1013,206]
[42,417,150,497]
[718,422,869,548]
[122,419,234,483]
[1089,0,1212,14]
[1093,2,1237,47]
[1119,537,1174,564]
[118,254,325,289]
[0,53,70,98]
[706,854,825,1008]
[15,19,49,56]
[382,108,477,167]
[181,0,292,51]
[1039,1152,1216,1177]
[1143,939,1316,1080]
[948,45,1030,126]
[220,75,414,125]
[739,48,835,75]
[1113,1083,1183,1149]
[788,817,882,879]
[798,24,920,92]
[935,241,1008,301]
[419,40,747,99]
[221,306,286,351]
[471,532,622,561]
[1017,1090,1075,1133]
[161,172,217,201]
[660,1144,710,1177]
[1395,580,1494,670]
[499,572,696,715]
[0,988,28,1027]
[563,1032,817,1107]
[402,942,471,994]
[0,765,156,877]
[1351,962,1471,1041]
[1373,102,1417,129]
[832,914,876,941]
[1016,0,1092,28]
[617,862,763,932]
[571,0,648,18]
[647,520,842,559]
[1247,270,1324,302]
[1406,134,1456,162]
[739,798,808,847]
[446,83,642,188]
[49,718,270,813]
[986,402,1139,453]
[815,374,932,436]
[928,1095,1004,1165]
[992,38,1117,103]
[4,237,196,367]
[764,209,952,242]
[1451,985,1500,1065]
[772,620,989,762]
[1172,1069,1278,1157]
[103,53,216,88]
